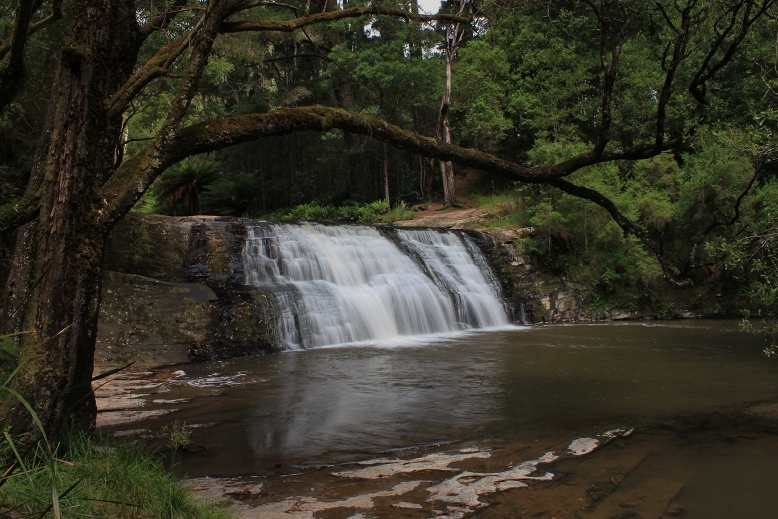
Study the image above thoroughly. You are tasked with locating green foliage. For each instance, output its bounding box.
[453,41,513,150]
[0,432,232,518]
[159,421,192,451]
[278,199,412,224]
[378,201,414,223]
[200,171,262,217]
[706,178,778,354]
[0,335,18,382]
[153,159,221,216]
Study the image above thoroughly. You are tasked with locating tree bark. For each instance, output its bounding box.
[383,142,391,207]
[1,0,141,442]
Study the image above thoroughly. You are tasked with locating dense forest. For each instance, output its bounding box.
[0,0,776,445]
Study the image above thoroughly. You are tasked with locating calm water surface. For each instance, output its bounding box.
[144,320,777,480]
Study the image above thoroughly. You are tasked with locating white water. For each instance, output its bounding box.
[242,222,509,349]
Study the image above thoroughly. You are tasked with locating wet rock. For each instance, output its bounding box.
[98,214,274,365]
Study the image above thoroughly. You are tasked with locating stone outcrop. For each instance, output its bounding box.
[97,213,277,366]
[465,226,592,324]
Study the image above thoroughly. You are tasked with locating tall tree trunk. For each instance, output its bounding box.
[1,0,140,442]
[437,51,456,207]
[383,142,391,207]
[436,0,466,208]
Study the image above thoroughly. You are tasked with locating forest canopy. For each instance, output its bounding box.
[0,0,776,439]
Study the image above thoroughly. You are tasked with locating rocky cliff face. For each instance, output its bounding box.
[465,226,589,324]
[98,214,278,366]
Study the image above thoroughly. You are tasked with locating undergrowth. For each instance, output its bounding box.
[270,199,414,224]
[1,432,232,519]
[0,339,233,519]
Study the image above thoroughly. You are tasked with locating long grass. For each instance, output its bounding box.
[470,191,530,228]
[2,432,234,518]
[0,335,234,518]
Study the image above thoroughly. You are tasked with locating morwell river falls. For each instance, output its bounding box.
[97,221,778,518]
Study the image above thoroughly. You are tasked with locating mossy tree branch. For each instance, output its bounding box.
[0,193,40,234]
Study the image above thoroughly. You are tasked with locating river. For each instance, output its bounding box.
[101,319,778,518]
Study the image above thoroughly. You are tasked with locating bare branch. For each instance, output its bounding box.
[689,0,777,106]
[655,0,695,146]
[586,0,631,154]
[139,0,189,38]
[683,162,762,272]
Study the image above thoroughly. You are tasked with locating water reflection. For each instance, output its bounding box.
[132,321,777,478]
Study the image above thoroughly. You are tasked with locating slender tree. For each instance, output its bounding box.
[436,0,468,207]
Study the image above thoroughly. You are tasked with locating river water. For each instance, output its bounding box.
[113,319,778,517]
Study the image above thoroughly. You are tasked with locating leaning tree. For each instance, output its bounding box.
[0,0,775,441]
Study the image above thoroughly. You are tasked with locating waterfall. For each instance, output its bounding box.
[242,222,509,349]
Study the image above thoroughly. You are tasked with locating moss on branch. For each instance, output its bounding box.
[100,105,690,285]
[0,193,40,233]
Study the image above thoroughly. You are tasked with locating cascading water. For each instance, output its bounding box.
[242,222,509,349]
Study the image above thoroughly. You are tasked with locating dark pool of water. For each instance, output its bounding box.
[133,320,777,482]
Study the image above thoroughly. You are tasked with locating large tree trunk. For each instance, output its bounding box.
[1,0,140,442]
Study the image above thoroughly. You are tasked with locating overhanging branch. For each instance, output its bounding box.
[99,105,681,229]
[548,178,692,286]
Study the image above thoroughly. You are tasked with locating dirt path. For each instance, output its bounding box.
[392,192,503,230]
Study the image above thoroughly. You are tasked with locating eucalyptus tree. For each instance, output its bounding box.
[0,0,775,441]
[435,0,469,206]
